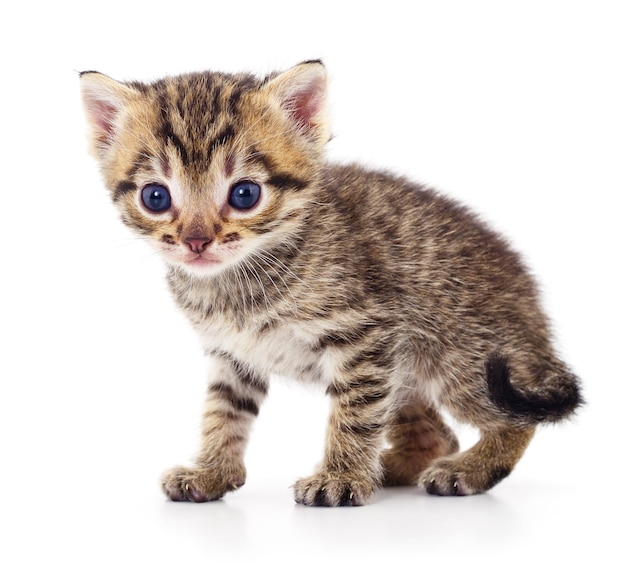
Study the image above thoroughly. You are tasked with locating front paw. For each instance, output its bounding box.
[293,471,376,507]
[161,464,246,503]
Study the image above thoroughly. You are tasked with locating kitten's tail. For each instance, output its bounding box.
[486,354,583,425]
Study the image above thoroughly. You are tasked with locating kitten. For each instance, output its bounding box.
[80,61,582,506]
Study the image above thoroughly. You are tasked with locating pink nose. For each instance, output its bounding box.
[185,237,213,254]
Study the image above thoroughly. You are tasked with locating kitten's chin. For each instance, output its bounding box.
[180,258,230,277]
[166,255,230,278]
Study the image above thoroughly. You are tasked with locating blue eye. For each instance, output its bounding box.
[229,181,261,210]
[141,184,171,212]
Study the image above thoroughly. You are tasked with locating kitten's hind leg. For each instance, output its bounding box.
[418,353,577,496]
[419,426,534,496]
[161,352,268,503]
[382,401,459,487]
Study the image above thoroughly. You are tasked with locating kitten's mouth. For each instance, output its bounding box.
[185,254,221,267]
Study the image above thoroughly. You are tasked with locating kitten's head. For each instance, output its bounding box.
[80,61,329,276]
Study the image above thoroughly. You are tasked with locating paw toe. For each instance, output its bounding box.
[424,474,469,496]
[419,460,473,497]
[161,465,245,503]
[294,474,373,507]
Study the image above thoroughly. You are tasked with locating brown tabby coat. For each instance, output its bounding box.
[80,61,581,506]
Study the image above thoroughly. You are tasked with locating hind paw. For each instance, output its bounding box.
[419,457,511,497]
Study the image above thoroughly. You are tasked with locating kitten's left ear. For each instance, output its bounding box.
[263,60,330,147]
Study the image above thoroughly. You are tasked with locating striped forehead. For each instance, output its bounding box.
[112,71,311,205]
[147,72,259,170]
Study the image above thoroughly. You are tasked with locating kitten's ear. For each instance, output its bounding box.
[263,61,330,147]
[79,71,137,156]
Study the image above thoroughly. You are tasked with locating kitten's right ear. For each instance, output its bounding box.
[79,71,137,155]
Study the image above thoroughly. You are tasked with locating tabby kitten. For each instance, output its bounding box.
[80,61,581,506]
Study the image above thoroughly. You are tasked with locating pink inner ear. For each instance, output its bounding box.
[86,99,119,143]
[290,86,323,133]
[278,72,326,137]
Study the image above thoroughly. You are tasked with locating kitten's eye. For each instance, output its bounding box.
[229,181,261,210]
[141,184,171,212]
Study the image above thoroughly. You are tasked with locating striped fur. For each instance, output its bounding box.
[80,62,582,506]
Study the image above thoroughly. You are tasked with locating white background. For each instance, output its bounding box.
[1,1,624,575]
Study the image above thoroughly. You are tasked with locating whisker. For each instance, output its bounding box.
[252,252,300,310]
[248,253,293,313]
[257,248,312,293]
[243,259,271,311]
[231,264,249,317]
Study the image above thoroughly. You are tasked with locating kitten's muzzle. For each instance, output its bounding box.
[185,237,214,254]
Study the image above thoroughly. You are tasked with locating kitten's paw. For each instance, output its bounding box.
[293,472,376,507]
[419,457,510,497]
[419,459,472,496]
[161,465,246,503]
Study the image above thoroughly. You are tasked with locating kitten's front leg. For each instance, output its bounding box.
[293,368,392,507]
[162,353,268,503]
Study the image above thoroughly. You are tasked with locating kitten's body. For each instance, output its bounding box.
[81,62,581,505]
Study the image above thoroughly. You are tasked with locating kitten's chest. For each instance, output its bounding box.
[195,312,330,384]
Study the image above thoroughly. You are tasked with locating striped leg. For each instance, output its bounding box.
[161,353,268,502]
[293,364,393,507]
[420,426,534,496]
[382,401,459,486]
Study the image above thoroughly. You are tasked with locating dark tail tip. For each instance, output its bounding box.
[486,354,583,424]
